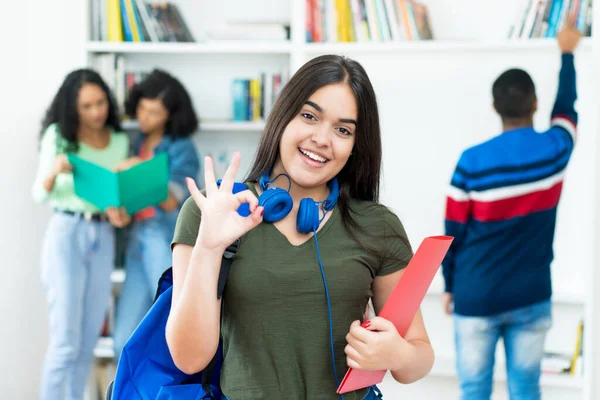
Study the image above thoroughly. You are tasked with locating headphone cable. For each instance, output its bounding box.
[313,227,344,400]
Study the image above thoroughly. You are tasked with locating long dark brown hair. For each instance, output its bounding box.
[246,55,409,256]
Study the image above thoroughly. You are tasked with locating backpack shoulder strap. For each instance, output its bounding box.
[202,238,240,395]
[217,239,239,299]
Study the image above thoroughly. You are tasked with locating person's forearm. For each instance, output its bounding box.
[552,53,577,117]
[166,244,224,374]
[42,172,58,193]
[159,191,180,212]
[390,340,434,384]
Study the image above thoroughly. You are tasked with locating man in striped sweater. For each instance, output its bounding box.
[442,22,582,400]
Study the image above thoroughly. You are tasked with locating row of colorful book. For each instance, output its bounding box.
[91,0,194,42]
[306,0,434,43]
[232,71,289,122]
[509,0,593,39]
[92,53,150,118]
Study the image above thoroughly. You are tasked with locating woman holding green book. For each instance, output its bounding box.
[32,68,131,400]
[112,69,200,362]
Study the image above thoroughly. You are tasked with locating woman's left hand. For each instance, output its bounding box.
[106,206,132,228]
[344,317,413,372]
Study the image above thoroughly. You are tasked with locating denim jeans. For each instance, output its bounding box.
[454,300,552,400]
[113,217,174,361]
[39,212,115,400]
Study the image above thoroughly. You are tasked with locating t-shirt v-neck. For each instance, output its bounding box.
[172,182,412,399]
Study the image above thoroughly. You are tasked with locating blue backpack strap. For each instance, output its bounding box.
[154,267,174,302]
[201,239,239,396]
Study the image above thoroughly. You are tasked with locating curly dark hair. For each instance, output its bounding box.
[125,69,198,138]
[40,68,122,153]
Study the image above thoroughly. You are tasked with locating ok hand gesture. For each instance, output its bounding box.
[186,152,264,252]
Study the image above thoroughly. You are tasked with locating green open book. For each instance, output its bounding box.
[68,153,169,214]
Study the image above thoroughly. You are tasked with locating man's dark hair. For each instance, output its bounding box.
[492,68,537,119]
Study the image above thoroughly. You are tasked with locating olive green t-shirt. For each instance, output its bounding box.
[172,183,413,400]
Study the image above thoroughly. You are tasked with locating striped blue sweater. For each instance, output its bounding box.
[443,53,578,317]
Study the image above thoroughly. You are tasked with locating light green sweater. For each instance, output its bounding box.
[31,123,129,213]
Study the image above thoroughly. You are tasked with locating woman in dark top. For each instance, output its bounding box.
[168,55,434,399]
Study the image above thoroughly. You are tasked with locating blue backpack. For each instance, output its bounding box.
[108,242,238,400]
[108,182,250,400]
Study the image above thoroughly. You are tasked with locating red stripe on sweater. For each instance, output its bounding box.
[446,198,470,224]
[552,114,577,126]
[472,181,563,222]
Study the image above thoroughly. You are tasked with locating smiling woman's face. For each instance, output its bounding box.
[273,82,357,190]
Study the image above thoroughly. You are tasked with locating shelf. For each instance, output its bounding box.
[121,119,265,132]
[94,336,115,359]
[111,269,125,284]
[86,41,293,54]
[87,38,592,56]
[431,355,583,389]
[426,274,585,305]
[303,37,593,54]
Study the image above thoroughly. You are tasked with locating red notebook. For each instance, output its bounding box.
[337,235,454,394]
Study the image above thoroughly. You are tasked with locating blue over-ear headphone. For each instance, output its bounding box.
[258,171,339,234]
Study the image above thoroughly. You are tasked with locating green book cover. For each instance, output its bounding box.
[68,153,169,214]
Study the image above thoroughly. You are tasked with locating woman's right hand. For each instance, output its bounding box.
[114,157,143,172]
[51,154,72,177]
[186,152,263,252]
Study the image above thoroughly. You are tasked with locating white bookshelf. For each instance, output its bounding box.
[122,119,266,132]
[85,1,598,399]
[86,37,593,56]
[86,40,294,54]
[303,37,593,53]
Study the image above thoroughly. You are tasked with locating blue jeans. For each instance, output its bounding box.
[113,217,173,361]
[454,300,552,400]
[40,212,115,400]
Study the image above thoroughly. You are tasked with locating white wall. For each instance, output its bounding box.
[587,3,600,399]
[0,0,86,397]
[3,0,599,398]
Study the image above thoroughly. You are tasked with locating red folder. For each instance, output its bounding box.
[337,235,453,394]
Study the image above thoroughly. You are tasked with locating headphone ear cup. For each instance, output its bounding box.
[258,188,293,223]
[296,198,320,234]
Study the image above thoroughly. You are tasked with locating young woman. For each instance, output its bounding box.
[32,69,131,400]
[112,69,200,360]
[167,55,434,399]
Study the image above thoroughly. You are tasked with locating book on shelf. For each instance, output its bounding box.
[91,53,150,118]
[90,0,194,43]
[232,69,289,122]
[542,352,573,374]
[570,319,584,377]
[508,0,593,39]
[306,0,433,43]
